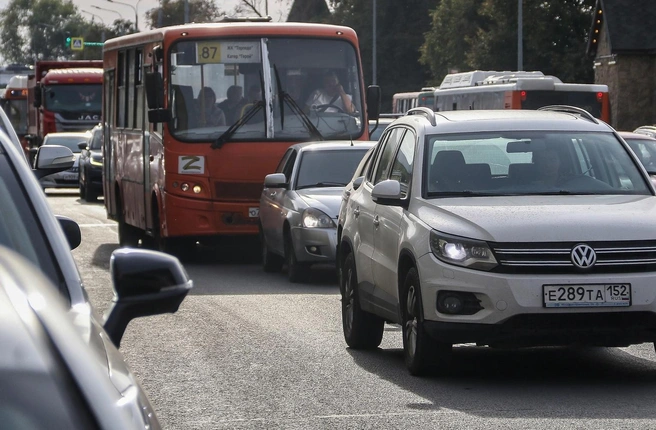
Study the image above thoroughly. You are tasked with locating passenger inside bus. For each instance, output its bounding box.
[305,70,355,114]
[195,87,226,128]
[217,85,245,124]
[239,85,262,119]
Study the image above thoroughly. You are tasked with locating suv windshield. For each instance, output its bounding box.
[169,37,364,142]
[425,131,651,197]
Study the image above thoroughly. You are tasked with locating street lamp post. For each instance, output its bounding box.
[107,0,143,31]
[91,5,124,21]
[81,10,106,42]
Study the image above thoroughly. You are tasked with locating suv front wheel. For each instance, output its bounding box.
[341,252,384,349]
[402,268,452,376]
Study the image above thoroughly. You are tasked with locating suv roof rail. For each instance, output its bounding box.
[537,105,599,124]
[406,107,436,126]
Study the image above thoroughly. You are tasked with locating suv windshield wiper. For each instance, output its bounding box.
[297,181,347,190]
[273,65,323,141]
[212,72,266,150]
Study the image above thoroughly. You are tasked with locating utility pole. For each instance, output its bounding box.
[517,0,523,71]
[372,0,377,85]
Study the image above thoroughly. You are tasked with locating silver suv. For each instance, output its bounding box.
[338,106,656,375]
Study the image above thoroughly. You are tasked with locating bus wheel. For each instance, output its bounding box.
[117,196,140,247]
[151,206,194,259]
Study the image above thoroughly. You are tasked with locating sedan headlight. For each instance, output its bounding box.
[90,157,103,166]
[302,208,335,228]
[430,231,497,271]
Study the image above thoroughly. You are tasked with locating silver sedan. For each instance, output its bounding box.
[260,141,375,282]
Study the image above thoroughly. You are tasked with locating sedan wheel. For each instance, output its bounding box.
[261,232,284,273]
[285,234,310,283]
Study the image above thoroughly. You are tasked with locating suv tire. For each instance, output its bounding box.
[341,252,384,349]
[402,268,451,376]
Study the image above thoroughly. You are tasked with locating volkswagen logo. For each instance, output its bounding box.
[571,244,597,269]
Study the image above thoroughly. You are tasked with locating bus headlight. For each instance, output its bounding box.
[193,185,202,194]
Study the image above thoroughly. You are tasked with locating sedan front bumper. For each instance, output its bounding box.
[290,226,338,264]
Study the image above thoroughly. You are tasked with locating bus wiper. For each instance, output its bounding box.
[273,65,323,141]
[212,72,266,150]
[211,101,264,149]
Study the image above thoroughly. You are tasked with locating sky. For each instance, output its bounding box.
[0,0,295,30]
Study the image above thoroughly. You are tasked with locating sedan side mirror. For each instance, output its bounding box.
[32,145,75,179]
[103,248,193,348]
[264,173,288,189]
[352,176,364,191]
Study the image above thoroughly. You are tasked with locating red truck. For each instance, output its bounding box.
[26,60,103,153]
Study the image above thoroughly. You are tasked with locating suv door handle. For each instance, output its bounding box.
[353,207,360,217]
[373,215,380,227]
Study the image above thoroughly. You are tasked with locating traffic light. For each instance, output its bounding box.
[65,36,71,48]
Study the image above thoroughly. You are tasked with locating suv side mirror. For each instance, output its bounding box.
[77,141,88,151]
[371,179,407,207]
[366,85,381,122]
[32,145,75,179]
[56,216,81,250]
[103,248,192,348]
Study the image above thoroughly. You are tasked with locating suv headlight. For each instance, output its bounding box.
[302,208,335,228]
[430,231,497,271]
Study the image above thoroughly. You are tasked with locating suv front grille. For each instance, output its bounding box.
[490,240,656,274]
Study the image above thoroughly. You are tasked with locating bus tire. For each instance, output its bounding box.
[117,195,140,247]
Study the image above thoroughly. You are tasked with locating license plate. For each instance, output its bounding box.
[248,207,259,218]
[543,284,631,308]
[62,174,78,181]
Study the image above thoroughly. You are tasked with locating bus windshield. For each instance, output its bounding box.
[521,91,602,118]
[43,84,102,114]
[169,37,364,143]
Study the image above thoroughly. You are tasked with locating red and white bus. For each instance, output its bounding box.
[433,70,610,123]
[102,20,380,253]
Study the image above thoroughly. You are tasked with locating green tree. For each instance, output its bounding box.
[420,0,486,85]
[287,0,330,22]
[145,0,223,28]
[330,0,438,111]
[421,0,596,85]
[0,0,112,62]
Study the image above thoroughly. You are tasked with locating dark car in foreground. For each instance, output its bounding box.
[0,126,192,428]
[78,123,103,201]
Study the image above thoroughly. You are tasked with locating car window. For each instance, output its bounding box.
[0,154,64,297]
[373,128,405,185]
[282,149,297,180]
[352,147,375,181]
[275,148,294,173]
[390,130,415,198]
[295,149,369,190]
[625,138,656,171]
[425,131,651,196]
[89,128,102,150]
[43,136,87,153]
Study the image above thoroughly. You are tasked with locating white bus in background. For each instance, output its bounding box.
[433,70,610,122]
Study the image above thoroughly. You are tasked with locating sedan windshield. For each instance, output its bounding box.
[296,149,368,190]
[425,131,651,197]
[43,135,87,153]
[169,37,364,143]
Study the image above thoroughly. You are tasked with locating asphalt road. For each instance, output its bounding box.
[48,190,656,429]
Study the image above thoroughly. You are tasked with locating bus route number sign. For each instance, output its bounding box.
[196,41,260,64]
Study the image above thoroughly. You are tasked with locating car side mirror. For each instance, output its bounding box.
[56,216,81,250]
[264,173,288,189]
[32,145,75,179]
[352,176,364,191]
[366,85,381,121]
[371,179,406,207]
[77,142,88,150]
[103,248,192,348]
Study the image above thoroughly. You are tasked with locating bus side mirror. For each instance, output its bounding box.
[366,85,381,121]
[145,71,170,123]
[33,84,42,108]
